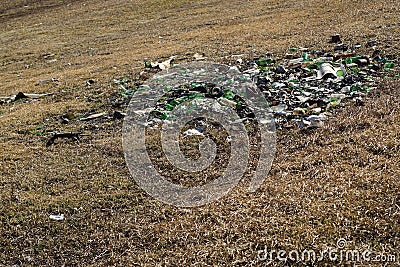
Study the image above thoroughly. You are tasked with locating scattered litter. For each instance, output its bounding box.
[193,53,207,60]
[384,62,395,70]
[50,214,64,221]
[306,114,327,121]
[0,92,53,104]
[293,107,306,116]
[355,97,365,106]
[275,65,287,74]
[18,92,53,99]
[60,112,74,124]
[271,104,287,114]
[329,34,341,43]
[158,57,175,70]
[316,63,338,80]
[86,79,95,86]
[334,43,349,51]
[366,40,378,47]
[218,98,237,108]
[79,112,107,121]
[46,132,81,147]
[298,119,311,128]
[145,56,176,70]
[113,110,126,120]
[183,129,204,137]
[39,78,59,84]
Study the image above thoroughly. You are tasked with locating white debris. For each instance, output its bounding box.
[158,57,175,70]
[149,56,176,70]
[298,119,311,128]
[79,112,107,121]
[306,114,327,121]
[183,129,204,137]
[311,107,322,114]
[133,108,154,116]
[317,63,338,80]
[310,120,324,128]
[329,93,347,100]
[193,53,207,60]
[50,214,64,221]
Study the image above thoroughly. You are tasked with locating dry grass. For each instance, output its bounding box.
[1,0,400,266]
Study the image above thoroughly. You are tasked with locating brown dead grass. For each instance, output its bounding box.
[1,0,400,266]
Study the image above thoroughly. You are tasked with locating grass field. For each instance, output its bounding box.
[1,0,400,266]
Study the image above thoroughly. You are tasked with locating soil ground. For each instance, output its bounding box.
[1,0,400,266]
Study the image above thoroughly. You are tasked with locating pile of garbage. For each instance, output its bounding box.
[141,35,399,129]
[149,82,255,121]
[237,39,398,128]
